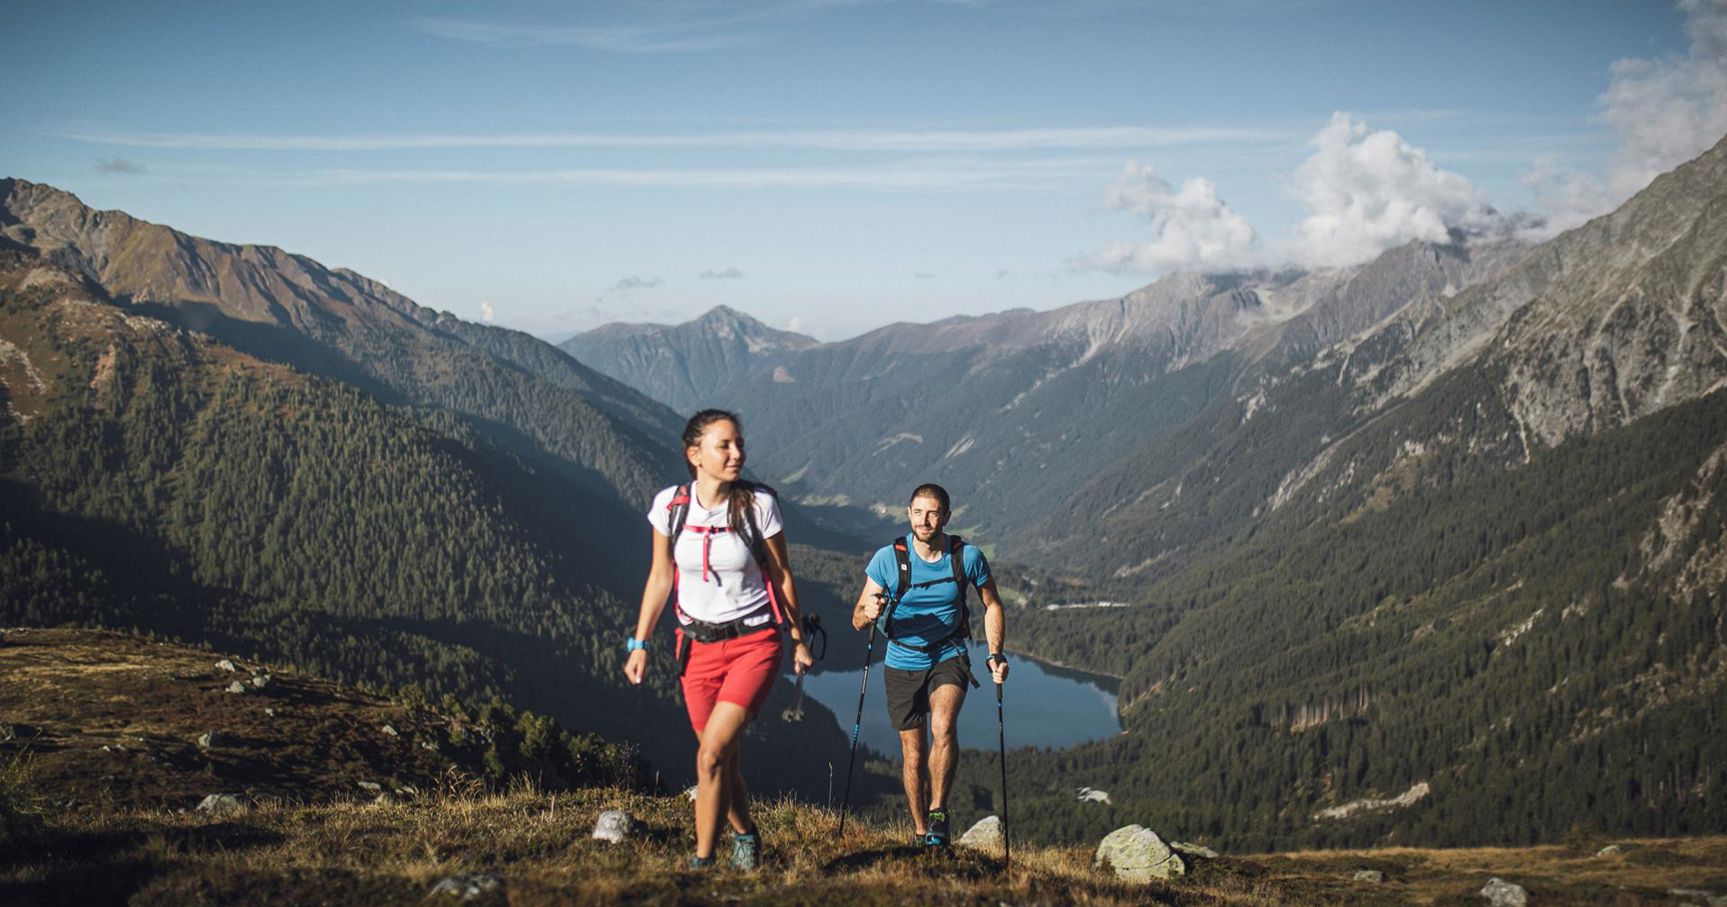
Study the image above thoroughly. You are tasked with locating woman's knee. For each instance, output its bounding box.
[696,743,731,778]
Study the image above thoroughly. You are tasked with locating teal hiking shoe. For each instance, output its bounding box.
[689,854,715,870]
[923,808,950,848]
[731,831,761,870]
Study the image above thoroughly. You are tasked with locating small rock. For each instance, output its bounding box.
[250,673,271,689]
[1095,825,1187,882]
[226,681,247,694]
[1172,841,1220,860]
[215,659,237,673]
[429,874,503,901]
[957,815,1004,851]
[197,731,225,749]
[420,741,438,752]
[381,725,398,737]
[195,793,247,816]
[1480,877,1528,907]
[1354,870,1384,883]
[1595,844,1622,856]
[357,781,383,792]
[592,809,640,843]
[1076,786,1113,805]
[265,707,277,718]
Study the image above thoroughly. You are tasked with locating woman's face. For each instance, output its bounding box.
[688,418,746,483]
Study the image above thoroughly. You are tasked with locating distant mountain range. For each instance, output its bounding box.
[563,231,1528,542]
[566,135,1727,849]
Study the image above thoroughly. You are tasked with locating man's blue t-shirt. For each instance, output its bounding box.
[865,534,991,670]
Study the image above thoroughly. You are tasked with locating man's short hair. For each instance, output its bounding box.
[909,483,950,512]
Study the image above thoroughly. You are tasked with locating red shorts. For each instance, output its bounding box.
[678,626,782,735]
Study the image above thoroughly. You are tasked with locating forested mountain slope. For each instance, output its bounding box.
[979,135,1727,850]
[0,238,856,797]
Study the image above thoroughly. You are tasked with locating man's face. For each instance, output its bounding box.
[907,495,949,543]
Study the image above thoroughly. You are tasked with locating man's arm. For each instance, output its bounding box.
[853,577,886,631]
[978,577,1009,683]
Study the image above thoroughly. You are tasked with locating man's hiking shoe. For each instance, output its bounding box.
[923,808,950,848]
[731,831,761,870]
[689,854,715,870]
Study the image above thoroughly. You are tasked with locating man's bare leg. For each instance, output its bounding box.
[927,683,964,813]
[898,726,929,835]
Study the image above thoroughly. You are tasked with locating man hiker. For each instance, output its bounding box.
[852,483,1009,848]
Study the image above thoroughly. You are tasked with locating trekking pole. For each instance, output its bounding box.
[837,599,882,836]
[994,662,1010,871]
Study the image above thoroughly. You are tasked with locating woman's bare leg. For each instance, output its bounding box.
[694,702,751,858]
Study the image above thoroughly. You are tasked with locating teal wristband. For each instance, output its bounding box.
[626,638,648,652]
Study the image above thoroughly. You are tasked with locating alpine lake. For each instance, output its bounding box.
[790,644,1121,756]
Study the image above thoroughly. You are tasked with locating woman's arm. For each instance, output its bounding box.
[623,528,675,686]
[763,532,815,674]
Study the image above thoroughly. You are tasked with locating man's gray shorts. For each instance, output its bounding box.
[883,655,971,732]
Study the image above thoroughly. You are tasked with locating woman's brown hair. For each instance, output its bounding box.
[683,408,761,537]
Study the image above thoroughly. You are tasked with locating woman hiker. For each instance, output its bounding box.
[623,409,816,870]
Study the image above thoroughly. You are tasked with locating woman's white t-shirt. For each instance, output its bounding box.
[647,485,783,626]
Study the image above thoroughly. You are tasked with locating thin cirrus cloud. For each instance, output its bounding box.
[414,18,754,53]
[700,267,746,280]
[62,125,1287,153]
[296,158,1116,191]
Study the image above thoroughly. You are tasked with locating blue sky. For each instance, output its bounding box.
[2,0,1719,340]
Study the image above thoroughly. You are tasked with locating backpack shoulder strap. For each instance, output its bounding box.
[740,482,775,572]
[666,484,692,541]
[949,535,972,638]
[886,536,912,639]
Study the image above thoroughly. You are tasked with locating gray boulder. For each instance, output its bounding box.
[195,793,246,816]
[1172,841,1220,860]
[429,874,503,901]
[1094,825,1187,882]
[1480,877,1528,907]
[591,809,640,843]
[956,815,1004,851]
[226,681,247,694]
[215,659,237,673]
[250,673,271,689]
[197,731,226,749]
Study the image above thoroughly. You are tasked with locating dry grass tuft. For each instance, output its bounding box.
[7,787,1723,906]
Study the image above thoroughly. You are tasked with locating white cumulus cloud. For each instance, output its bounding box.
[1087,161,1259,273]
[1283,113,1499,269]
[1601,0,1727,199]
[1524,0,1727,235]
